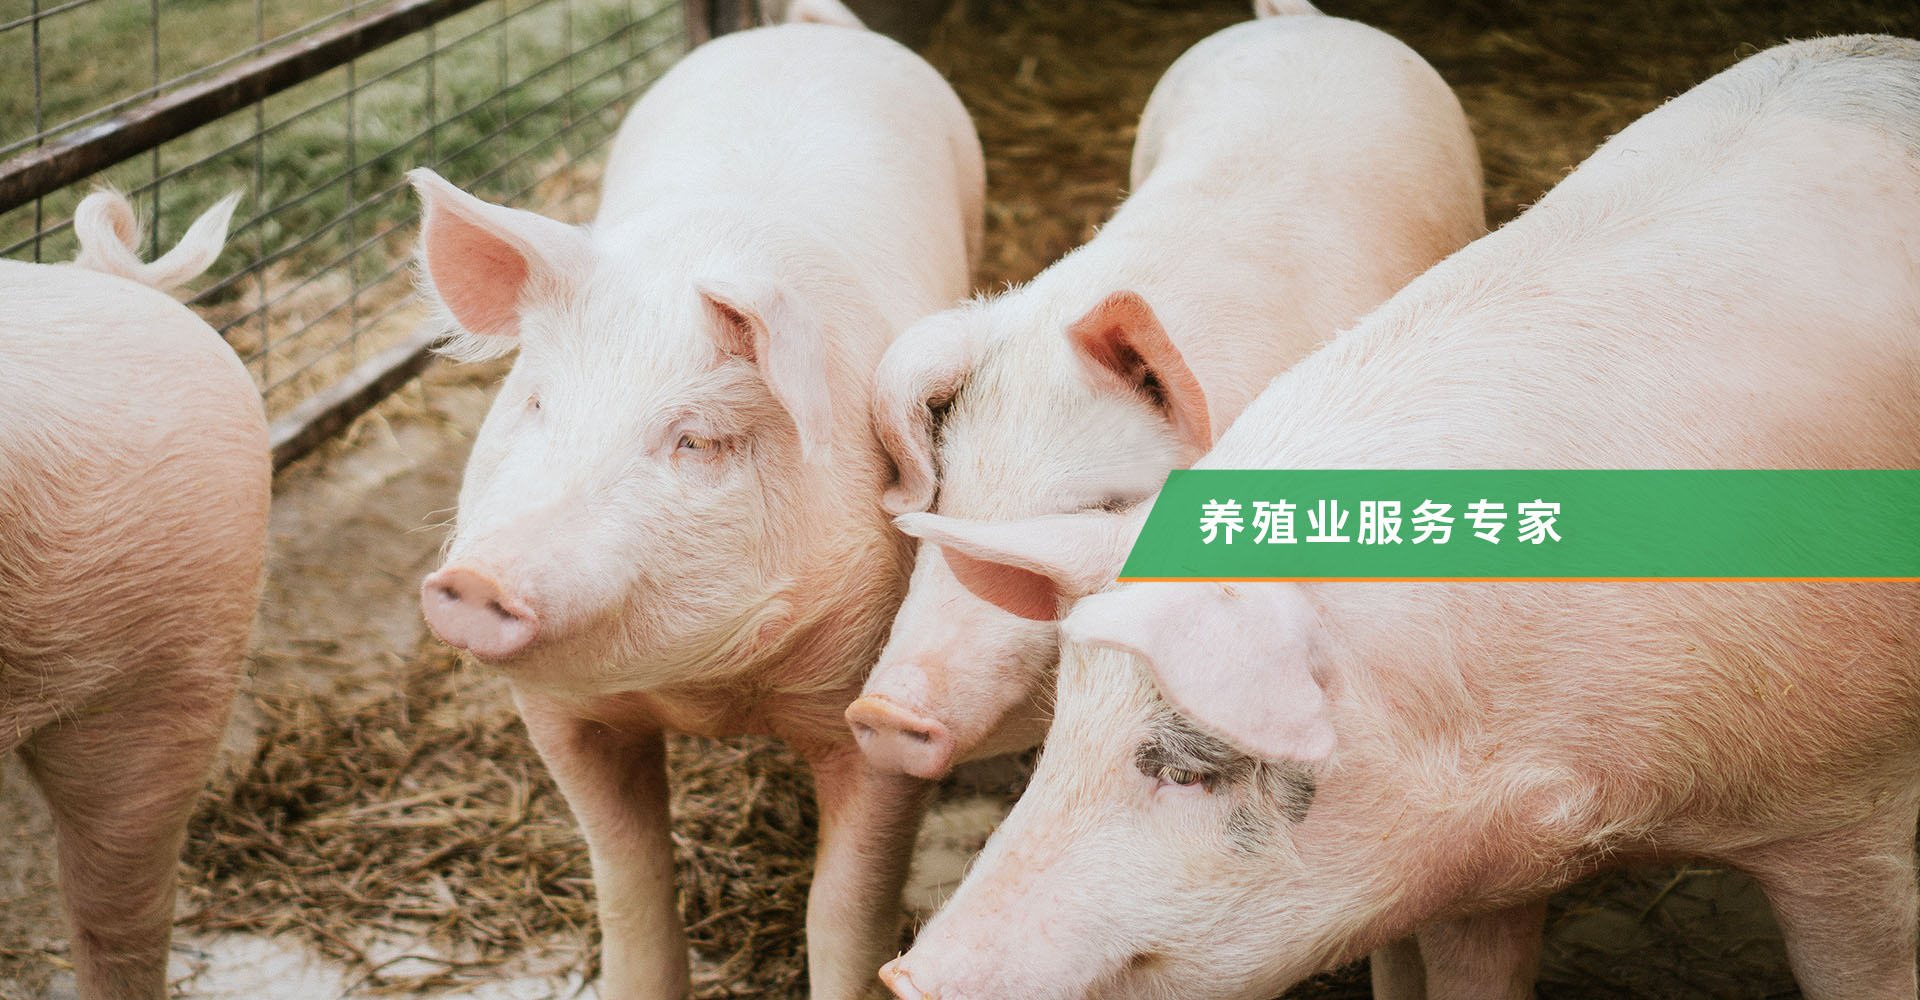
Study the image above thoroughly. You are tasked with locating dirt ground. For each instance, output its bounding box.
[6,0,1920,997]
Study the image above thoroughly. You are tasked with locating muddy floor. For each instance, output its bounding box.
[6,0,1920,997]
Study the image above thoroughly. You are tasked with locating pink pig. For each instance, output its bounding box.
[846,1,1484,781]
[1,189,268,1000]
[885,35,1920,1000]
[411,9,982,1000]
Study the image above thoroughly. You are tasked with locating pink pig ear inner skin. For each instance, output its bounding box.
[425,205,531,338]
[941,544,1064,621]
[896,510,1138,621]
[703,291,759,358]
[1067,290,1212,453]
[697,280,834,459]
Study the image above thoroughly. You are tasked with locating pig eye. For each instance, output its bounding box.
[1155,764,1208,788]
[1137,716,1250,794]
[1136,754,1213,790]
[677,433,720,454]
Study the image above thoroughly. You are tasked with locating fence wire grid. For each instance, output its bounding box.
[1,0,689,465]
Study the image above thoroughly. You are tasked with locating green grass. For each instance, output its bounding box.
[0,0,685,415]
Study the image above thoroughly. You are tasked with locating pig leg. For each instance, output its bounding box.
[19,674,235,1000]
[1368,938,1426,999]
[1367,903,1546,1000]
[1415,902,1547,1000]
[802,744,935,1000]
[516,691,690,1000]
[1731,801,1919,1000]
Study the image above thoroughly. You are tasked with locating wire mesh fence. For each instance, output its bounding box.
[0,0,690,466]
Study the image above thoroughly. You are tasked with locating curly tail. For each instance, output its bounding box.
[72,188,241,292]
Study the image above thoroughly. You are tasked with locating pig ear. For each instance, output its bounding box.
[410,168,589,347]
[696,276,833,462]
[894,510,1137,621]
[1067,290,1212,455]
[1064,582,1333,764]
[873,313,978,515]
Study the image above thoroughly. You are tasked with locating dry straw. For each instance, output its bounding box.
[180,647,826,996]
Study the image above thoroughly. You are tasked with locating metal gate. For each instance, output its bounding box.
[0,0,699,468]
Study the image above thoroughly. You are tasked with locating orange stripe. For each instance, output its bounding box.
[1113,576,1920,583]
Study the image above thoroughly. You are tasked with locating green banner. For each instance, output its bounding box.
[1117,470,1920,581]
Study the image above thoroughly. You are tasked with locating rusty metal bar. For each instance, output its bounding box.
[269,324,442,471]
[0,4,371,162]
[0,0,496,215]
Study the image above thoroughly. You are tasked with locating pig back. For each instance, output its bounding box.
[1208,35,1920,479]
[1480,34,1920,471]
[1107,12,1484,444]
[595,23,983,336]
[1232,35,1920,854]
[0,261,270,749]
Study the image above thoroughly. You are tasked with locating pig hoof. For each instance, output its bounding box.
[846,695,957,779]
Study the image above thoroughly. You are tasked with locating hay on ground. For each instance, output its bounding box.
[181,645,825,998]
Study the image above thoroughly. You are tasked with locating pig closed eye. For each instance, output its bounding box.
[1085,494,1145,513]
[1135,712,1253,793]
[677,433,721,454]
[1151,763,1209,789]
[1135,748,1218,791]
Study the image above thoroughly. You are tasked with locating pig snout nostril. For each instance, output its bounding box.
[420,567,539,661]
[845,695,957,779]
[878,958,930,1000]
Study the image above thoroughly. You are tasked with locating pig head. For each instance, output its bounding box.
[412,168,902,697]
[847,292,1207,778]
[883,572,1346,1000]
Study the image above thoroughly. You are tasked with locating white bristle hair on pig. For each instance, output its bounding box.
[883,34,1920,1000]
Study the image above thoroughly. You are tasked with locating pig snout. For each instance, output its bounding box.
[421,565,540,659]
[882,951,988,1000]
[879,918,1096,1000]
[845,693,957,779]
[879,957,931,1000]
